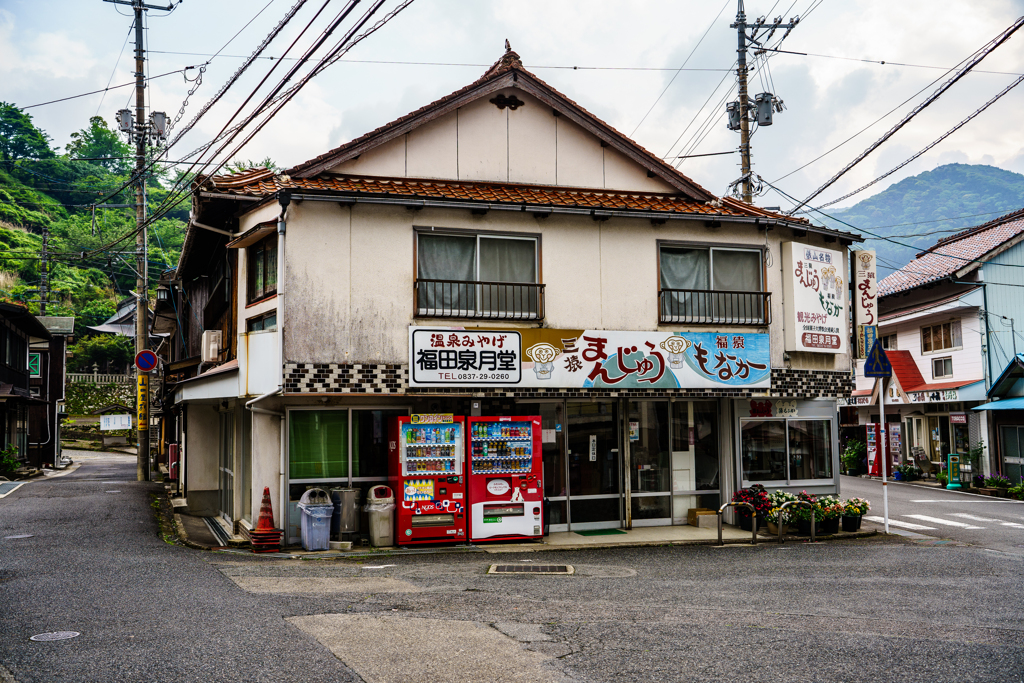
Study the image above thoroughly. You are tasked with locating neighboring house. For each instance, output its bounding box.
[0,302,52,465]
[27,316,73,469]
[849,208,1024,477]
[977,354,1024,483]
[157,48,862,543]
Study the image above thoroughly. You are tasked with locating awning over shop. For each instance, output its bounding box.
[973,396,1024,411]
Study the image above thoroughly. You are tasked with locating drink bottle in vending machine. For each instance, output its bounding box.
[388,415,467,544]
[466,416,543,541]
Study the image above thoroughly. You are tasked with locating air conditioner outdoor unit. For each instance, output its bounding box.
[201,330,222,363]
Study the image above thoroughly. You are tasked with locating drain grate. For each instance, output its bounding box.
[488,564,574,575]
[30,632,80,642]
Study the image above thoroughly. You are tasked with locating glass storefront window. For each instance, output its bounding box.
[629,401,669,493]
[289,410,347,479]
[741,418,834,483]
[741,420,787,481]
[693,401,719,490]
[788,420,832,480]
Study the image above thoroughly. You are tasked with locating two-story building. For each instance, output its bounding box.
[161,48,861,543]
[27,316,73,469]
[0,302,53,467]
[848,208,1024,477]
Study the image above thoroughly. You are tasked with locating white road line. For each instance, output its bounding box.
[951,513,1002,522]
[904,514,983,529]
[864,516,935,531]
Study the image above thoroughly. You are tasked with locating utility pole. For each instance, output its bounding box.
[728,1,799,204]
[107,0,171,482]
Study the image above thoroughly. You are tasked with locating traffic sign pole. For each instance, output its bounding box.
[879,376,889,534]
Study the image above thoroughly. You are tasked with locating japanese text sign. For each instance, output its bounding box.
[409,326,770,389]
[100,414,132,431]
[781,241,847,354]
[854,250,877,335]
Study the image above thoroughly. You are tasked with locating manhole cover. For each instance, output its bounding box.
[30,631,80,641]
[4,534,33,539]
[488,564,574,575]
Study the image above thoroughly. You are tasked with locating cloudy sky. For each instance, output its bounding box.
[3,0,1024,212]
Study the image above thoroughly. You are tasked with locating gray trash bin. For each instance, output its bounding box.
[330,488,360,541]
[365,485,395,547]
[297,488,333,551]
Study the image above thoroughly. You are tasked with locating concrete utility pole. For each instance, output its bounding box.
[729,1,799,204]
[106,0,172,482]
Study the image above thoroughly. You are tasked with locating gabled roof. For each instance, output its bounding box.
[988,353,1024,397]
[878,285,981,322]
[286,48,715,201]
[887,349,979,394]
[879,208,1024,296]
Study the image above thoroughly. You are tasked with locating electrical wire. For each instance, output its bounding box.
[20,67,202,109]
[629,0,730,137]
[790,16,1024,214]
[96,19,136,116]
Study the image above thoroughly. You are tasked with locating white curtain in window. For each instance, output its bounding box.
[479,237,537,316]
[712,249,762,321]
[660,248,709,320]
[418,234,476,312]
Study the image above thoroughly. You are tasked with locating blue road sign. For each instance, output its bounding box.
[135,349,158,373]
[863,339,892,378]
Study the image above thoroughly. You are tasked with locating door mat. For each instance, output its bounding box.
[574,529,627,536]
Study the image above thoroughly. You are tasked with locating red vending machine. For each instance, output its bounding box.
[466,416,543,542]
[388,415,467,545]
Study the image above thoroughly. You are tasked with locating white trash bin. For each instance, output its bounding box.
[365,485,395,547]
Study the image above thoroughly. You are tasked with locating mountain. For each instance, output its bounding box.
[817,164,1024,275]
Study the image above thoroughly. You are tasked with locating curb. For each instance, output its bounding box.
[172,512,214,551]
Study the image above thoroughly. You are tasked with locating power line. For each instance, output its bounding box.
[629,0,730,137]
[96,19,136,116]
[20,66,202,109]
[790,16,1024,214]
[757,46,1024,77]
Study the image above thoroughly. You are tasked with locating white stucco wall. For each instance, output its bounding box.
[327,89,676,193]
[185,403,219,515]
[277,199,851,374]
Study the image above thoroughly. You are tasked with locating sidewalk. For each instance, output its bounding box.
[168,486,877,557]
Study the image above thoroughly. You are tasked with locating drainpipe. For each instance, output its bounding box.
[245,191,291,529]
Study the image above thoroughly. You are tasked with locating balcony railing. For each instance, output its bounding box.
[659,289,770,325]
[416,279,545,321]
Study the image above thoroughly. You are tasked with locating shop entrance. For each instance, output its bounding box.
[566,402,622,530]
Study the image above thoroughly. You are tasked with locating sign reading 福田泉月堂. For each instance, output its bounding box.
[781,241,847,355]
[408,327,770,389]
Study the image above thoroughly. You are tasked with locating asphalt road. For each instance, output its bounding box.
[841,474,1024,555]
[2,453,1023,682]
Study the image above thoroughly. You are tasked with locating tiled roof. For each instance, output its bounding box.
[206,173,781,217]
[879,208,1024,296]
[888,350,978,393]
[283,48,715,201]
[878,285,981,322]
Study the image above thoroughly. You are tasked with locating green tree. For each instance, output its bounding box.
[225,156,277,174]
[65,116,132,174]
[0,102,53,162]
[67,334,134,373]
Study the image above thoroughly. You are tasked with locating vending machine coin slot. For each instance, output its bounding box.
[410,513,456,527]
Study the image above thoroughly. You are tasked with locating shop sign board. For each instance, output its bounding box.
[854,250,877,341]
[781,241,847,354]
[908,389,959,403]
[409,326,771,389]
[857,324,877,359]
[100,414,132,430]
[410,413,453,424]
[837,395,873,406]
[949,412,967,424]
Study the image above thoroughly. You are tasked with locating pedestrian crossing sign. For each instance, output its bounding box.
[864,339,892,378]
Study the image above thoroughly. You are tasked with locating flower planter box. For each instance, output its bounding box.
[766,521,788,536]
[841,516,862,532]
[978,488,1000,497]
[820,518,840,535]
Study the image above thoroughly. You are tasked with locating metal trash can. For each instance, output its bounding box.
[297,488,333,551]
[330,488,360,541]
[365,485,395,547]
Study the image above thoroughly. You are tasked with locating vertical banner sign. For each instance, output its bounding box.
[781,242,848,354]
[854,250,877,357]
[136,374,149,431]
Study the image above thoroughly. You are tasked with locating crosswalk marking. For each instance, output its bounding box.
[863,516,935,530]
[951,513,1001,522]
[1001,522,1024,528]
[905,514,983,529]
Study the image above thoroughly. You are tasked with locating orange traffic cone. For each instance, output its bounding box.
[250,486,282,553]
[255,487,276,531]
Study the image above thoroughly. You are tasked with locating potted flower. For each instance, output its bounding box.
[983,475,1013,497]
[791,490,819,535]
[842,497,870,532]
[841,439,866,476]
[731,484,771,531]
[817,495,844,534]
[765,489,797,535]
[1009,482,1024,501]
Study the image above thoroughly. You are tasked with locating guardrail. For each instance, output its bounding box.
[67,373,134,385]
[717,501,757,546]
[776,500,816,544]
[659,289,770,325]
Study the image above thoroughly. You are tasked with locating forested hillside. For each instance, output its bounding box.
[820,164,1024,275]
[0,102,189,372]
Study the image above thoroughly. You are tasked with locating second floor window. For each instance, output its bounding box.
[416,231,541,319]
[659,245,765,324]
[247,235,277,304]
[921,320,961,354]
[933,356,953,379]
[881,333,897,350]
